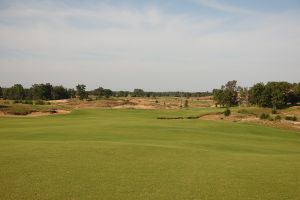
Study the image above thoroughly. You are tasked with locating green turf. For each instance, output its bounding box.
[0,108,300,200]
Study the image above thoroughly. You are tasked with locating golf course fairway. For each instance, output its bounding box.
[0,109,300,200]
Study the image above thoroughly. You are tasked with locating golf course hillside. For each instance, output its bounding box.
[1,108,300,200]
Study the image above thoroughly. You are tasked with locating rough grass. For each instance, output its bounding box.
[0,108,300,200]
[0,102,70,115]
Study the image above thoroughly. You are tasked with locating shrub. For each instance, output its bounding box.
[0,104,8,108]
[260,113,270,120]
[184,99,189,108]
[285,116,297,121]
[274,115,282,121]
[271,109,277,114]
[23,100,33,104]
[3,101,10,104]
[237,109,249,114]
[7,107,32,115]
[49,110,57,114]
[35,100,45,105]
[157,117,184,120]
[187,116,199,119]
[224,108,231,117]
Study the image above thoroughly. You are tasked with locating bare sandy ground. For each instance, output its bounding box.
[48,99,69,103]
[113,104,157,109]
[199,113,300,131]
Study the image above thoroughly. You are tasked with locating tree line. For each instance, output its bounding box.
[213,81,300,109]
[0,84,75,100]
[0,83,211,100]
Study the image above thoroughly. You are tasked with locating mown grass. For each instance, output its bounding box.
[0,108,300,200]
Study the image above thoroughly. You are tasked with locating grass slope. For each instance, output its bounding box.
[0,108,300,200]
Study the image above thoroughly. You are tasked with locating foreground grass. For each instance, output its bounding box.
[0,108,300,200]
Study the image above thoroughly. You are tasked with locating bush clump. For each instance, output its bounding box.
[274,115,282,121]
[13,100,21,104]
[237,109,249,114]
[184,99,189,108]
[22,100,33,104]
[271,109,277,114]
[260,113,270,120]
[186,116,199,119]
[6,107,33,115]
[285,116,297,121]
[34,100,45,105]
[224,108,231,117]
[157,117,184,120]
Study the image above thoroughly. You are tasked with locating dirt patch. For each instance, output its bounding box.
[28,110,70,117]
[55,109,71,114]
[48,99,69,103]
[281,106,300,117]
[28,112,53,117]
[200,114,223,121]
[199,112,300,131]
[199,113,256,122]
[113,104,157,109]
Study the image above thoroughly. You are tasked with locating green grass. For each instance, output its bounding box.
[0,108,300,200]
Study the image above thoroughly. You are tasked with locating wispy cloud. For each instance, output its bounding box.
[0,1,299,90]
[192,0,254,15]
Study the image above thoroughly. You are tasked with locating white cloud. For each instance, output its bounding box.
[0,2,299,90]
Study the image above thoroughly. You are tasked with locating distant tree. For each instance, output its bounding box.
[93,87,104,98]
[76,84,88,100]
[123,91,129,97]
[295,83,300,103]
[30,83,53,100]
[68,89,76,98]
[288,83,300,105]
[145,92,151,97]
[5,84,25,100]
[103,89,113,98]
[52,86,70,100]
[223,80,238,106]
[267,82,290,109]
[116,91,126,97]
[248,82,291,109]
[248,83,265,106]
[184,99,189,108]
[0,86,2,98]
[213,89,224,107]
[132,89,145,97]
[238,87,249,106]
[213,80,238,107]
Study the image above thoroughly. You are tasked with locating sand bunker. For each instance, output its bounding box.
[113,105,157,109]
[0,110,70,117]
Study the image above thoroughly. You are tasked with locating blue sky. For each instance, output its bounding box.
[0,0,300,91]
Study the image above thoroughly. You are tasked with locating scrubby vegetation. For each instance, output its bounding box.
[224,108,231,116]
[259,113,270,120]
[0,83,212,101]
[213,81,300,109]
[285,116,297,121]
